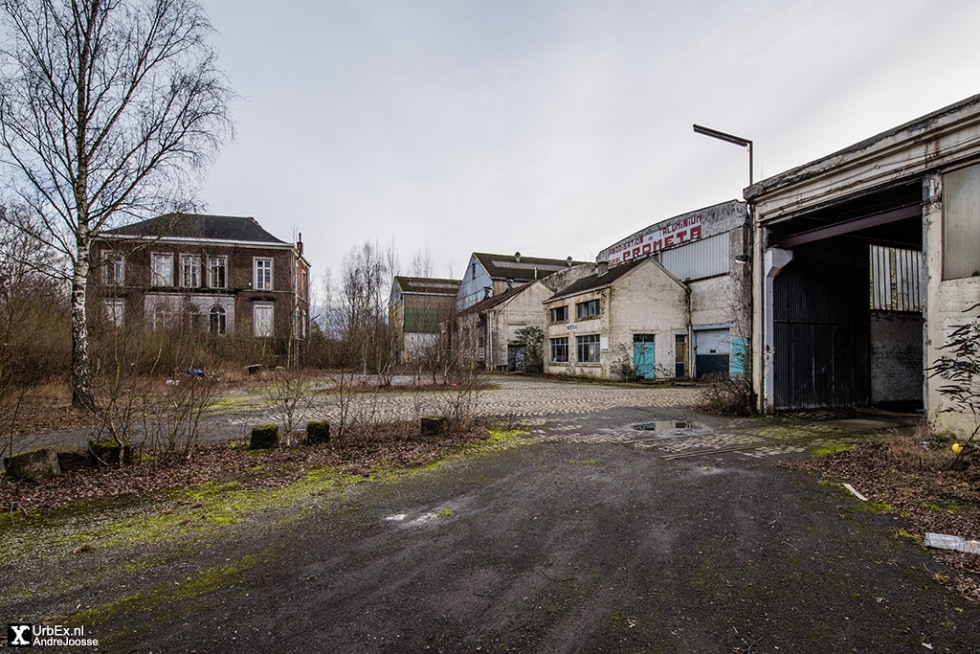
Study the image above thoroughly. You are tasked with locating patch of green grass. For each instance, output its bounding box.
[571,458,602,466]
[0,427,529,565]
[434,507,454,518]
[67,553,260,642]
[857,501,893,515]
[406,428,528,477]
[809,442,859,456]
[893,528,922,543]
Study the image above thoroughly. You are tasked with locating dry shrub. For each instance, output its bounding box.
[698,375,756,416]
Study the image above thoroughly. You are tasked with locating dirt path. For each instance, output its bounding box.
[2,397,976,653]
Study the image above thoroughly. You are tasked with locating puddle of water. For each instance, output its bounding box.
[633,421,692,431]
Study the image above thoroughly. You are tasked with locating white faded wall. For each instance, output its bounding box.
[544,260,687,380]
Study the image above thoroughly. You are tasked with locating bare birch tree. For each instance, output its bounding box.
[0,0,232,409]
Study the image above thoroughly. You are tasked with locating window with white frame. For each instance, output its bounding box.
[104,251,125,285]
[254,258,273,290]
[209,305,227,335]
[576,334,600,363]
[550,337,569,363]
[576,299,600,320]
[180,255,201,288]
[151,253,173,287]
[550,305,568,323]
[105,299,125,327]
[253,303,274,337]
[208,256,227,289]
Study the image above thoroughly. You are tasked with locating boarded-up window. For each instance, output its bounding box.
[943,163,980,280]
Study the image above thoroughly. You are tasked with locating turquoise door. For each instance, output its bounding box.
[633,334,656,379]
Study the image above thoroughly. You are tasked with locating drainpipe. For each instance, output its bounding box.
[763,248,793,412]
[487,310,494,370]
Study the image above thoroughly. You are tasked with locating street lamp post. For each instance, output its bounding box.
[693,123,753,187]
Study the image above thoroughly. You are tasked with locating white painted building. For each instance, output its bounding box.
[542,257,688,380]
[597,200,752,379]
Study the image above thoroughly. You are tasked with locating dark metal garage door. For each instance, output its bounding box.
[773,239,870,409]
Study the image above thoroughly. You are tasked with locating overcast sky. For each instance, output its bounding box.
[197,0,980,282]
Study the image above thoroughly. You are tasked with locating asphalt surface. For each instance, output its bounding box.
[4,376,978,653]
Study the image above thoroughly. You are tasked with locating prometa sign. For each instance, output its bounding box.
[607,214,702,266]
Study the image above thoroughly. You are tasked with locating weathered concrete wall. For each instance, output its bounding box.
[926,171,980,435]
[598,200,747,266]
[489,282,553,371]
[544,259,687,380]
[749,97,980,418]
[870,311,924,404]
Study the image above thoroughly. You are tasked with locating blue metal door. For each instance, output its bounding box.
[633,334,656,379]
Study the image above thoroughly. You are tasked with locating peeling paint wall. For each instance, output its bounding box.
[543,259,687,380]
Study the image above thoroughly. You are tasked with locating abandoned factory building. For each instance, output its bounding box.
[543,257,689,380]
[455,252,589,312]
[450,252,593,370]
[389,276,461,365]
[745,94,980,435]
[574,199,752,381]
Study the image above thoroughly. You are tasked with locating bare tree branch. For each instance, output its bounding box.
[0,0,233,408]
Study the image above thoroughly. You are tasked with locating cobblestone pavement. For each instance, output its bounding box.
[306,375,919,460]
[12,374,919,459]
[303,376,702,427]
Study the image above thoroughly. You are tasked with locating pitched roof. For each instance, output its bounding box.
[394,276,461,295]
[105,213,288,244]
[548,258,658,300]
[473,252,589,282]
[456,281,537,317]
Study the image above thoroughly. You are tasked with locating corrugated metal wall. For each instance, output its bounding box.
[870,245,922,311]
[658,232,730,281]
[773,240,870,409]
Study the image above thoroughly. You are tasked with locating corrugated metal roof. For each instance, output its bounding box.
[473,252,589,282]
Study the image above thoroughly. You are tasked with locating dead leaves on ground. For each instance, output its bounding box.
[790,437,980,602]
[1,425,489,516]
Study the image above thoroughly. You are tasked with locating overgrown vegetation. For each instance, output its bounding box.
[929,307,980,467]
[512,326,544,375]
[697,374,756,416]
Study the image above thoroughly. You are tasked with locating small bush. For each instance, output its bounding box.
[698,375,755,416]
